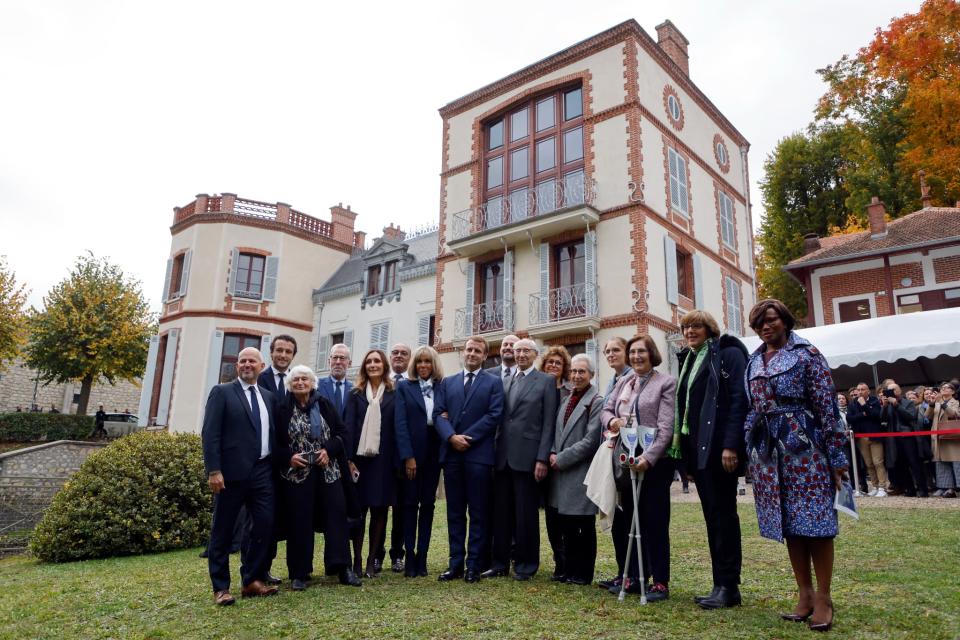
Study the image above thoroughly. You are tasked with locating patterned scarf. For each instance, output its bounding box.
[668,338,712,459]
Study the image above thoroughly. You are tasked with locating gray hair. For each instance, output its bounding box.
[284,364,318,391]
[329,343,350,357]
[513,338,538,354]
[570,353,595,374]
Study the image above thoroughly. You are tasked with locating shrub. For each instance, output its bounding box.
[0,412,94,442]
[30,431,212,562]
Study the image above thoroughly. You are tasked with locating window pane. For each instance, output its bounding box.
[564,170,585,206]
[485,196,503,228]
[536,97,555,131]
[564,88,583,120]
[223,335,240,357]
[510,147,528,181]
[510,109,528,142]
[536,137,555,172]
[509,188,529,220]
[563,127,583,163]
[488,120,503,150]
[537,179,557,213]
[237,254,250,270]
[251,256,265,275]
[487,156,503,189]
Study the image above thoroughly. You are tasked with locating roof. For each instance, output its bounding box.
[786,206,960,271]
[315,230,438,294]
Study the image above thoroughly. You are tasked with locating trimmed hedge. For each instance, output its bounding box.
[0,412,94,442]
[30,431,212,562]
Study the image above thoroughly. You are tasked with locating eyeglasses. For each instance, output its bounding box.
[681,323,705,331]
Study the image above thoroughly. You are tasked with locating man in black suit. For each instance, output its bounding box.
[484,338,557,580]
[383,342,412,573]
[202,346,279,605]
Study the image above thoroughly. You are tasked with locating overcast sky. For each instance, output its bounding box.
[1,0,920,311]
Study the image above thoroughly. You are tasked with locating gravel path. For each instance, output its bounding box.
[669,481,960,509]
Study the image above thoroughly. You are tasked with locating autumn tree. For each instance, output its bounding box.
[0,257,28,371]
[25,254,155,414]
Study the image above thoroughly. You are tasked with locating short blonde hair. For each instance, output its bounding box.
[284,364,318,391]
[408,345,443,382]
[680,309,721,338]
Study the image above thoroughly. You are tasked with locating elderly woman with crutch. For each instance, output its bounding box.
[599,334,676,602]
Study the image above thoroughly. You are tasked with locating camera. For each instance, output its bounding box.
[301,451,317,466]
[882,388,896,398]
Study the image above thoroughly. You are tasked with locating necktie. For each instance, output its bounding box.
[395,374,403,384]
[509,371,525,403]
[464,371,475,395]
[248,386,263,444]
[421,382,433,399]
[334,381,343,414]
[503,367,511,379]
[276,372,286,400]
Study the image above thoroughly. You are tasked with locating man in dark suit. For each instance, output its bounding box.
[485,334,519,389]
[317,343,352,422]
[383,343,412,573]
[484,338,557,580]
[434,336,503,583]
[202,346,279,605]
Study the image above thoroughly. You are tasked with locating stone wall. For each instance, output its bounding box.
[0,358,142,415]
[0,440,106,554]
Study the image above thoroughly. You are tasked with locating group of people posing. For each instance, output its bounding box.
[201,298,848,632]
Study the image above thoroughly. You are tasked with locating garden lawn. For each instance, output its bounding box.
[0,502,957,640]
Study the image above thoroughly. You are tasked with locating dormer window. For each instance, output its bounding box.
[367,265,382,296]
[384,260,397,292]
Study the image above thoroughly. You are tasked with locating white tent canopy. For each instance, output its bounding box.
[740,307,960,369]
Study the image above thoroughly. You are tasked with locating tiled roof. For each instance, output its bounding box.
[786,207,960,269]
[315,230,438,292]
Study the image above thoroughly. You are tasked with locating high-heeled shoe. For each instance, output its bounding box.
[780,609,813,622]
[808,602,834,632]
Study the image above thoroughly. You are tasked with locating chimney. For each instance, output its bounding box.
[655,20,690,76]
[330,203,358,245]
[382,223,406,242]
[803,233,821,254]
[866,196,888,238]
[919,170,933,208]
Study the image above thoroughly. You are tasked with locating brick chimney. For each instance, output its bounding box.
[655,20,690,76]
[330,203,358,246]
[919,170,933,208]
[866,196,887,238]
[382,223,406,242]
[803,233,821,254]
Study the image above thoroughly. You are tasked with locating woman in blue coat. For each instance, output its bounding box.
[394,345,444,577]
[744,299,848,632]
[345,348,398,578]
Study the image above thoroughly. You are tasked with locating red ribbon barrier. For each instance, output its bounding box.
[853,429,960,438]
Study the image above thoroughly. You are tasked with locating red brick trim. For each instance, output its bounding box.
[543,333,592,347]
[644,312,679,334]
[662,85,685,131]
[235,247,272,257]
[159,310,312,332]
[713,134,731,174]
[218,326,270,337]
[601,313,641,329]
[171,214,353,254]
[713,181,740,267]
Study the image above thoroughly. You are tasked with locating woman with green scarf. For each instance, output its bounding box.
[670,310,749,610]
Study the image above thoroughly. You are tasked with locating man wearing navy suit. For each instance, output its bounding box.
[202,347,279,605]
[433,336,504,583]
[317,343,353,422]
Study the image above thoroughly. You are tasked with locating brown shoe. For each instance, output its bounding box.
[241,580,279,598]
[214,590,235,606]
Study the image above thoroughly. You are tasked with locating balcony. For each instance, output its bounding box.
[527,283,600,338]
[448,174,599,257]
[454,300,515,341]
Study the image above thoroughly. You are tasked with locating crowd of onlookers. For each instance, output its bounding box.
[838,379,960,498]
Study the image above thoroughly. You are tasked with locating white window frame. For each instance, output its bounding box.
[719,191,736,250]
[716,141,727,166]
[668,147,689,216]
[667,94,681,122]
[832,293,877,323]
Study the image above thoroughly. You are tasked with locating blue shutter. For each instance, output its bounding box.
[538,242,550,323]
[464,264,475,334]
[502,249,514,330]
[584,230,597,315]
[161,259,173,304]
[229,248,240,295]
[693,253,704,309]
[178,250,192,297]
[156,329,180,426]
[205,330,225,394]
[418,315,431,346]
[262,257,279,302]
[664,235,678,306]
[260,335,272,364]
[137,335,160,426]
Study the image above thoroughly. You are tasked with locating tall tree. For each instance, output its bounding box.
[0,257,28,371]
[26,254,155,415]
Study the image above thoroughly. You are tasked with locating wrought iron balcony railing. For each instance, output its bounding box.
[454,300,514,339]
[450,172,598,241]
[528,283,598,326]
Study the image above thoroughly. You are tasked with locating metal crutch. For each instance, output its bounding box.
[616,418,648,604]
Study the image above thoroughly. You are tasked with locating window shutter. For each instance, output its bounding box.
[538,242,550,323]
[343,329,354,352]
[260,334,272,364]
[417,315,431,346]
[585,338,599,386]
[362,268,370,299]
[262,257,279,302]
[369,324,378,351]
[664,235,678,306]
[205,330,225,395]
[178,250,192,297]
[584,230,597,315]
[156,329,180,426]
[161,258,173,303]
[502,249,514,331]
[725,277,742,336]
[137,335,161,426]
[229,248,240,295]
[693,253,704,309]
[316,335,331,371]
[668,150,680,210]
[464,264,475,334]
[676,154,689,214]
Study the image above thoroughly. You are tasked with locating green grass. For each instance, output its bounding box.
[0,503,957,639]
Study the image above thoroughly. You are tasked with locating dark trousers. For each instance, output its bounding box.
[442,459,491,572]
[376,503,406,564]
[317,476,352,573]
[544,506,565,576]
[402,461,441,573]
[895,436,928,494]
[208,459,274,592]
[279,473,318,580]
[692,464,742,588]
[558,513,596,582]
[491,468,541,577]
[611,458,672,585]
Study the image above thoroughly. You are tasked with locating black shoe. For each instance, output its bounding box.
[646,582,669,602]
[372,559,383,574]
[291,578,307,591]
[392,558,405,573]
[513,573,532,581]
[694,585,720,604]
[464,569,482,583]
[438,568,464,582]
[609,577,643,595]
[264,573,282,586]
[481,567,508,578]
[404,568,417,578]
[338,568,362,587]
[597,576,621,590]
[697,586,741,609]
[418,569,428,577]
[565,576,590,586]
[550,573,568,582]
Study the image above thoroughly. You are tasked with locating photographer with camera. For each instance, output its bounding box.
[879,379,928,498]
[274,365,361,589]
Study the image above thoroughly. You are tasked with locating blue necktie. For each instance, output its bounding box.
[334,381,343,414]
[464,371,475,395]
[248,386,263,445]
[277,373,286,401]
